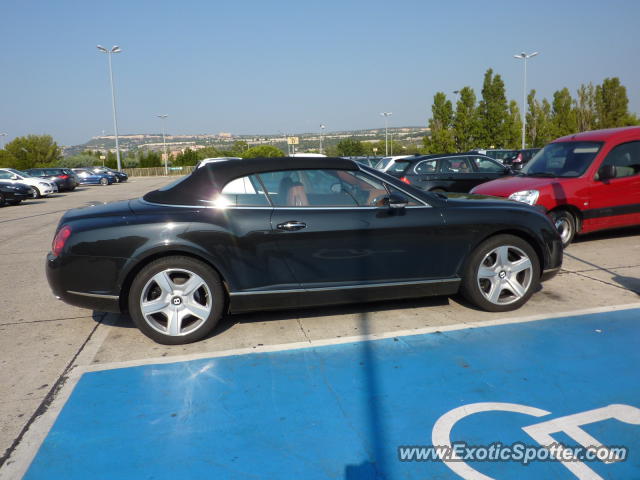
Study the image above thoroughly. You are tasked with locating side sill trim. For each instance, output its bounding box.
[229,278,460,297]
[67,290,120,300]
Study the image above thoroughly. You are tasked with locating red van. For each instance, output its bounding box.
[471,127,640,245]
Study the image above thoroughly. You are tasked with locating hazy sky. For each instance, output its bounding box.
[1,0,639,146]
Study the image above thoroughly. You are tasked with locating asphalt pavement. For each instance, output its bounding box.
[0,177,638,478]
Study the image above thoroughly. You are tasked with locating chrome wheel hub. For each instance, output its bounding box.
[554,217,572,244]
[477,245,533,305]
[140,268,212,336]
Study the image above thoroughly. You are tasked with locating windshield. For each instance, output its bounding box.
[8,168,29,178]
[520,141,603,178]
[388,160,411,174]
[375,157,393,170]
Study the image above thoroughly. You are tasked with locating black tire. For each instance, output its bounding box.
[549,210,576,247]
[99,177,108,186]
[128,256,225,344]
[461,234,540,312]
[31,187,41,199]
[0,193,5,207]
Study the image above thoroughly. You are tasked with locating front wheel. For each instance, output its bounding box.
[128,256,225,344]
[549,210,576,247]
[31,187,41,199]
[99,177,108,186]
[461,234,540,312]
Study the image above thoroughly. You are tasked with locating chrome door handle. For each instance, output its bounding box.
[277,221,307,231]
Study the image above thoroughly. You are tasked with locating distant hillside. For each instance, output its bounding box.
[63,126,429,156]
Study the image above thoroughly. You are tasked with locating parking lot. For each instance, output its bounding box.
[1,177,639,478]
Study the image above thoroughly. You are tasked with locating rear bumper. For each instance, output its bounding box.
[46,253,123,313]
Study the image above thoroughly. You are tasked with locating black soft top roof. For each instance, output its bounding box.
[143,156,358,206]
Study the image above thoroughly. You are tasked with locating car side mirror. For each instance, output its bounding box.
[11,174,18,180]
[597,165,616,181]
[386,193,409,209]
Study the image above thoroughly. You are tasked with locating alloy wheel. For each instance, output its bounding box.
[477,245,533,305]
[139,268,213,337]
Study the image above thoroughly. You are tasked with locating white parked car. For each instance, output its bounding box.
[374,155,413,172]
[0,168,57,198]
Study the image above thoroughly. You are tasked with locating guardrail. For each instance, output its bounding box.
[121,166,195,177]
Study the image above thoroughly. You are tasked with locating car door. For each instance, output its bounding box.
[438,156,477,192]
[586,140,640,230]
[265,168,453,299]
[469,155,512,187]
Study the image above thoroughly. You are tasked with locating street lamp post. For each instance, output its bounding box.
[513,51,539,149]
[157,114,169,175]
[380,112,392,155]
[0,133,6,149]
[319,124,325,154]
[97,45,123,171]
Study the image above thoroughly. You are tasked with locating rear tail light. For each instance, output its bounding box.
[52,225,72,256]
[400,176,411,184]
[59,174,69,179]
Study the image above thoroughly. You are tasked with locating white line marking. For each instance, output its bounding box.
[2,302,639,479]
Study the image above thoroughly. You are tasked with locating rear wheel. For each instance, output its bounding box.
[99,177,108,186]
[128,256,224,344]
[461,234,540,312]
[550,210,576,247]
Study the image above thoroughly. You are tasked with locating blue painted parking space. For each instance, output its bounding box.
[25,308,640,479]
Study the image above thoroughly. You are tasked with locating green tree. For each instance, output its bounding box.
[242,145,284,158]
[423,92,455,153]
[0,150,17,168]
[57,154,96,168]
[526,90,554,148]
[551,88,577,137]
[5,134,61,169]
[335,138,365,156]
[139,151,162,167]
[477,69,509,147]
[197,146,221,159]
[574,83,597,132]
[595,77,634,128]
[452,86,479,151]
[173,148,199,166]
[503,100,523,149]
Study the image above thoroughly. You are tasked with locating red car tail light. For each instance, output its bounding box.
[400,176,411,184]
[52,226,72,256]
[59,174,69,179]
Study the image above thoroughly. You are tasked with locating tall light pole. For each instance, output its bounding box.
[380,112,392,155]
[514,51,539,149]
[319,124,325,154]
[0,133,6,150]
[97,45,123,171]
[157,114,169,175]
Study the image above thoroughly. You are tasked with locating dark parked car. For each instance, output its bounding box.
[0,181,32,206]
[71,169,114,185]
[26,168,78,191]
[472,149,518,163]
[386,153,514,192]
[47,157,562,344]
[91,166,128,183]
[503,148,541,170]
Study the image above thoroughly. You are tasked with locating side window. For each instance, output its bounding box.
[440,157,471,173]
[0,171,12,179]
[258,169,360,207]
[472,156,504,173]
[414,159,437,174]
[218,175,270,207]
[600,141,640,178]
